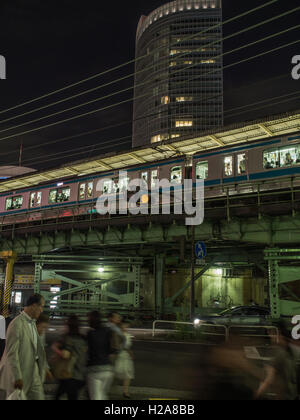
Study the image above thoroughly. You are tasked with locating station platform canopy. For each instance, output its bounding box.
[0,110,300,194]
[0,166,36,181]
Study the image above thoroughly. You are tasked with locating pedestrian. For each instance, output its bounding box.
[106,312,125,349]
[36,314,54,384]
[0,294,48,400]
[52,315,87,401]
[256,321,299,400]
[36,313,50,347]
[115,321,135,399]
[87,311,119,400]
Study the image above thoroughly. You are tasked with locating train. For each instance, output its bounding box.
[1,132,300,226]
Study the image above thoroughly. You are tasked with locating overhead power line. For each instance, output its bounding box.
[0,0,279,118]
[0,3,296,128]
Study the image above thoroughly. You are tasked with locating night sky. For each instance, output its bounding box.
[0,0,299,171]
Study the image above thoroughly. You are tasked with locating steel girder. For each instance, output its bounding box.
[2,215,300,255]
[265,249,300,318]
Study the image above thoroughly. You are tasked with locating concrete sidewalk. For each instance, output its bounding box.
[44,384,195,400]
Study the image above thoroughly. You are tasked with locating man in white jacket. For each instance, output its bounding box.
[0,294,47,400]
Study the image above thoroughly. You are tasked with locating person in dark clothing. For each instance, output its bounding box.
[87,311,119,400]
[256,321,299,400]
[52,315,87,401]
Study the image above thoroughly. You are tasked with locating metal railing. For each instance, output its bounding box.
[152,320,227,340]
[152,320,279,343]
[228,325,279,344]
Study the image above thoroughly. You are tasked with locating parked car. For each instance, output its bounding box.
[194,306,271,327]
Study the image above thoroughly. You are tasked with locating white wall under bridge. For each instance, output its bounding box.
[1,214,300,255]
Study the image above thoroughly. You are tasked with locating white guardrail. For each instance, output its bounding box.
[152,320,279,343]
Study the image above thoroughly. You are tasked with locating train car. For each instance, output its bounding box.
[192,133,300,197]
[1,133,300,226]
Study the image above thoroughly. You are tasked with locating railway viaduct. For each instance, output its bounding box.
[1,111,300,320]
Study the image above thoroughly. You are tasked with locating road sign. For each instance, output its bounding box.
[195,241,206,260]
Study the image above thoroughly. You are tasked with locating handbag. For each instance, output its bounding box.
[7,390,27,401]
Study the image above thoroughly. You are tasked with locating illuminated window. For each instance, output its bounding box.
[5,196,23,211]
[79,183,86,200]
[37,192,42,206]
[103,180,113,194]
[87,182,93,198]
[49,187,71,204]
[170,166,182,184]
[171,134,180,138]
[30,191,42,207]
[30,192,36,208]
[237,154,247,175]
[141,172,148,185]
[263,149,280,170]
[119,176,129,192]
[201,59,215,64]
[176,97,193,102]
[161,96,170,105]
[196,161,208,180]
[151,170,158,188]
[151,135,162,143]
[224,157,233,177]
[176,120,193,127]
[183,60,193,65]
[15,292,22,304]
[170,61,177,67]
[263,145,300,169]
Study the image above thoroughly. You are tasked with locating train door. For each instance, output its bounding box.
[79,181,94,200]
[237,152,248,177]
[29,191,42,208]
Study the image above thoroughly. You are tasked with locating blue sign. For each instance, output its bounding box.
[195,241,207,260]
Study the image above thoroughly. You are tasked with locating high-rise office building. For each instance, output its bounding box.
[132,0,223,148]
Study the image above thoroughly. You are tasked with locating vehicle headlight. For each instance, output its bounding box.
[194,318,201,326]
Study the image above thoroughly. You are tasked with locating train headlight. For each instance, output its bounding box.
[194,318,201,326]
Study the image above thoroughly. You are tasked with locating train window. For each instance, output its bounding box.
[237,154,247,175]
[119,176,129,192]
[103,180,113,194]
[279,146,300,167]
[5,196,23,211]
[196,161,208,180]
[87,182,93,198]
[263,149,280,169]
[30,192,42,207]
[141,172,148,184]
[224,157,233,176]
[79,183,86,200]
[151,170,158,188]
[170,166,182,184]
[49,187,71,204]
[37,192,42,206]
[30,192,36,208]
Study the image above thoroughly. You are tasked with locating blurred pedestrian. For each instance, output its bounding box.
[106,312,125,351]
[87,311,118,400]
[36,314,54,384]
[115,321,135,399]
[0,294,47,400]
[52,315,87,401]
[256,321,298,400]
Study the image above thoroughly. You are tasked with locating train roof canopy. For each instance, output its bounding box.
[0,110,299,193]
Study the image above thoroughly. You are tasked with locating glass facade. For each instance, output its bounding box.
[133,0,223,148]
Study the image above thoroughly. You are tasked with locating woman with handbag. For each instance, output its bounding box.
[51,315,87,400]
